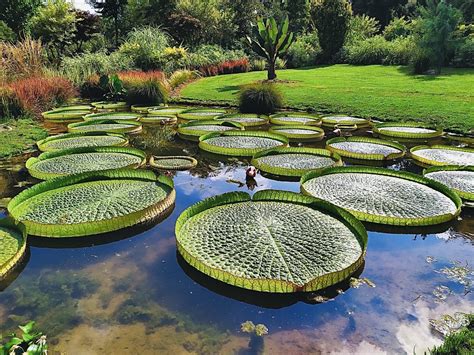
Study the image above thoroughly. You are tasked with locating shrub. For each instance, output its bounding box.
[238,83,283,114]
[0,20,15,42]
[251,59,266,71]
[169,70,199,89]
[451,36,474,67]
[79,75,108,100]
[275,58,287,70]
[344,35,391,65]
[119,70,169,105]
[383,17,416,40]
[383,37,417,65]
[410,48,432,74]
[286,32,321,67]
[346,15,380,44]
[0,87,23,119]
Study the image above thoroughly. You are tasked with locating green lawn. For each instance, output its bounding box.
[180,65,474,133]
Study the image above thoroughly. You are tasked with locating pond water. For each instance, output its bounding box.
[0,116,472,354]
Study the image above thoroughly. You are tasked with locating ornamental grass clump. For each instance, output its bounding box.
[238,83,283,114]
[119,71,169,105]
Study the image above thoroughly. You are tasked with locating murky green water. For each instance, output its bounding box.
[0,117,472,354]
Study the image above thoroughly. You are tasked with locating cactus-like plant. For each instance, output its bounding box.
[246,16,294,80]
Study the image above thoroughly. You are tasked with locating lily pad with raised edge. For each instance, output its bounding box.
[269,125,325,142]
[326,136,406,161]
[301,166,462,226]
[411,145,474,166]
[216,114,269,127]
[148,106,188,115]
[199,131,288,156]
[177,120,243,141]
[131,104,163,114]
[269,113,321,126]
[56,105,93,111]
[139,114,177,125]
[84,112,140,121]
[373,122,443,139]
[445,133,474,147]
[321,116,371,129]
[26,146,146,180]
[91,101,129,110]
[424,166,474,202]
[150,156,198,170]
[175,190,367,293]
[8,169,176,238]
[42,109,92,122]
[37,132,129,152]
[0,218,27,279]
[178,108,227,121]
[251,147,343,178]
[68,119,143,134]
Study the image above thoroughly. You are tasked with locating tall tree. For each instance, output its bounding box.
[88,0,128,47]
[284,0,311,34]
[226,0,264,41]
[351,0,408,28]
[127,0,177,28]
[0,0,41,36]
[74,10,101,52]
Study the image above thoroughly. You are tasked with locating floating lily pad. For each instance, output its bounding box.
[0,218,27,279]
[41,109,91,122]
[321,116,370,128]
[199,131,288,156]
[445,133,474,147]
[301,166,461,226]
[270,113,321,126]
[26,146,146,180]
[411,145,474,166]
[269,126,325,142]
[37,132,129,152]
[68,119,142,134]
[148,106,188,115]
[8,169,175,238]
[56,105,93,111]
[373,123,443,139]
[326,136,406,160]
[177,120,243,141]
[175,190,367,293]
[139,114,177,124]
[178,108,227,121]
[131,104,163,113]
[84,112,140,121]
[91,101,129,110]
[149,156,198,170]
[251,147,342,177]
[216,114,269,127]
[424,166,474,202]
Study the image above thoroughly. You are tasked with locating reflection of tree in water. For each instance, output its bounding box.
[188,152,250,179]
[129,126,190,155]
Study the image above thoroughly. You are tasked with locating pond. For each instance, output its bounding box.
[0,114,472,354]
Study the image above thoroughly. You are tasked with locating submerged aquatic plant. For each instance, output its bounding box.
[241,321,268,355]
[0,321,48,355]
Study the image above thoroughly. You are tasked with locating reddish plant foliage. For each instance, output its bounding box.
[117,70,167,83]
[198,58,250,77]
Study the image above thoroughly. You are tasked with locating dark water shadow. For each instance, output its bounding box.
[0,247,30,291]
[258,171,301,183]
[177,253,364,309]
[364,220,452,235]
[28,204,175,249]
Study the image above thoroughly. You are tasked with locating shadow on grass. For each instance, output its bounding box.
[217,85,241,93]
[396,66,473,80]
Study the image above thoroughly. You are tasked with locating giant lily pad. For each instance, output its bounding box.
[26,146,146,180]
[8,169,175,238]
[131,104,163,113]
[177,120,243,141]
[178,108,226,121]
[411,145,474,166]
[139,114,177,125]
[321,116,370,129]
[148,106,188,115]
[91,101,129,110]
[301,166,461,226]
[84,112,140,121]
[199,131,288,156]
[326,136,406,160]
[251,147,342,178]
[150,156,198,170]
[424,166,474,202]
[68,119,142,134]
[216,114,269,127]
[0,218,27,279]
[41,108,91,122]
[175,190,367,293]
[37,132,129,152]
[270,113,321,126]
[269,126,325,142]
[373,123,443,139]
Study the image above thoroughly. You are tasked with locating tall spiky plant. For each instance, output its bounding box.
[246,16,294,80]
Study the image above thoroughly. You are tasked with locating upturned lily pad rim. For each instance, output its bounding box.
[199,130,289,157]
[131,104,164,113]
[216,113,269,127]
[37,132,129,152]
[83,112,140,121]
[269,113,322,126]
[149,155,198,170]
[91,101,129,109]
[67,119,143,134]
[251,147,343,177]
[148,106,188,115]
[321,115,371,128]
[326,136,406,161]
[410,145,474,166]
[139,114,178,124]
[423,165,474,201]
[269,125,325,142]
[177,120,243,141]
[26,146,147,180]
[41,109,91,121]
[8,169,175,238]
[0,217,27,279]
[373,122,444,139]
[178,108,227,121]
[175,189,368,293]
[300,166,462,226]
[55,105,93,111]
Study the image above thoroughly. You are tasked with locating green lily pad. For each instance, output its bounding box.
[91,101,129,110]
[270,113,321,126]
[374,123,443,139]
[178,108,227,121]
[0,218,27,279]
[84,112,140,121]
[301,166,461,226]
[326,136,406,160]
[216,114,269,127]
[424,166,474,202]
[41,109,91,122]
[149,156,198,170]
[177,120,243,141]
[269,126,325,142]
[131,104,164,113]
[139,114,177,124]
[148,106,189,115]
[37,132,129,152]
[68,119,142,134]
[321,116,370,128]
[175,190,367,293]
[411,145,474,166]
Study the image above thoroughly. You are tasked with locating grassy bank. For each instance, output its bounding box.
[0,119,48,158]
[180,65,474,133]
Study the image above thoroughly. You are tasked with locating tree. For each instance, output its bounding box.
[0,20,15,42]
[0,0,41,36]
[74,10,101,52]
[247,16,294,80]
[351,0,408,28]
[226,0,264,41]
[310,0,352,61]
[127,0,177,28]
[285,0,311,34]
[29,0,77,62]
[417,0,461,74]
[88,0,128,47]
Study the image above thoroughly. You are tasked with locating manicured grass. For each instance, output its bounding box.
[180,65,474,133]
[0,118,48,158]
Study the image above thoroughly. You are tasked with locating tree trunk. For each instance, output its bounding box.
[267,60,277,81]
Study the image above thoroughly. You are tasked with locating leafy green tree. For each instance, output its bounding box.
[127,0,177,28]
[74,10,101,52]
[417,0,462,73]
[225,0,264,42]
[285,0,311,34]
[0,20,15,42]
[0,0,41,36]
[351,0,408,28]
[88,0,128,47]
[247,16,294,80]
[29,0,77,62]
[310,0,352,61]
